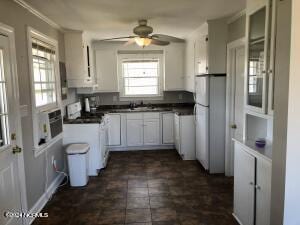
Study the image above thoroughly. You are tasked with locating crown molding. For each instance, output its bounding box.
[14,0,63,31]
[227,9,246,24]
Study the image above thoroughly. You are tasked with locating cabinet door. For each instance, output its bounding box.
[174,115,180,153]
[184,39,195,92]
[108,114,121,146]
[144,119,160,145]
[162,113,174,144]
[194,35,208,75]
[234,143,256,225]
[126,119,143,146]
[95,50,118,92]
[256,158,272,225]
[245,5,270,113]
[165,44,184,90]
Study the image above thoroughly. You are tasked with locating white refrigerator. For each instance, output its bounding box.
[194,74,226,174]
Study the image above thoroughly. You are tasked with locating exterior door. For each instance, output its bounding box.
[126,119,143,146]
[0,35,23,225]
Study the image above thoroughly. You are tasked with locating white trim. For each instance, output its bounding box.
[26,173,65,225]
[117,52,164,99]
[225,38,245,177]
[34,133,63,158]
[13,0,62,30]
[227,9,246,24]
[232,213,243,225]
[27,27,62,152]
[0,22,28,220]
[109,145,175,151]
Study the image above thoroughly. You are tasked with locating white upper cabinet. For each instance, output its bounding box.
[94,49,119,92]
[194,35,208,75]
[184,38,196,93]
[164,43,185,91]
[245,0,276,115]
[64,31,95,88]
[184,19,227,93]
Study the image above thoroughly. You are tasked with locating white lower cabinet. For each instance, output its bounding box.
[126,118,144,146]
[144,119,160,145]
[162,113,174,144]
[256,157,272,225]
[234,142,271,225]
[174,114,196,160]
[108,114,121,146]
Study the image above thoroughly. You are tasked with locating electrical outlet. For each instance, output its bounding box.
[113,96,118,102]
[178,94,183,100]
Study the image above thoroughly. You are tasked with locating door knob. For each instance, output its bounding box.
[12,146,22,154]
[231,124,237,129]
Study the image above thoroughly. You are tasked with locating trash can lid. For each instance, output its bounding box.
[66,143,89,154]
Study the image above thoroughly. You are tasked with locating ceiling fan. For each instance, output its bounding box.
[100,19,185,47]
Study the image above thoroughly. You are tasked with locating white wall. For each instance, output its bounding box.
[283,0,300,224]
[270,0,291,224]
[0,0,69,209]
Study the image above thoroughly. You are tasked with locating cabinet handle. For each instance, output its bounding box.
[255,185,261,190]
[249,182,254,186]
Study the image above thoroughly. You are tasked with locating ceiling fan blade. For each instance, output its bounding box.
[99,36,136,41]
[151,39,170,46]
[151,34,185,43]
[124,38,135,46]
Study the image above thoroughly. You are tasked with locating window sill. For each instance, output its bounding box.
[33,133,63,158]
[119,95,164,101]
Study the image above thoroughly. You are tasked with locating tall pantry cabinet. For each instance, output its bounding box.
[233,0,276,225]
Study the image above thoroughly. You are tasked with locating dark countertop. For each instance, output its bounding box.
[233,138,272,162]
[64,103,194,124]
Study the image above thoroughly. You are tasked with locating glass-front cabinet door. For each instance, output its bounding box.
[246,5,270,113]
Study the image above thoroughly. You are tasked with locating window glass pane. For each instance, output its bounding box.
[31,37,57,107]
[125,86,158,96]
[124,77,158,87]
[122,58,160,96]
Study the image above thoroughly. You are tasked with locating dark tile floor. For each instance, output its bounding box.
[33,150,238,225]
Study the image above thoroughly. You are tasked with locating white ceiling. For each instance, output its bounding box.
[24,0,246,40]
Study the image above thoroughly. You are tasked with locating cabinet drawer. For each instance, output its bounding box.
[126,113,143,120]
[143,112,160,119]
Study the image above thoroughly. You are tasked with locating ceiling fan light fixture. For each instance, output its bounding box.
[134,37,152,47]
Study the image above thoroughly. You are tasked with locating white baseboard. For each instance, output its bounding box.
[109,145,175,151]
[232,213,243,225]
[26,173,65,225]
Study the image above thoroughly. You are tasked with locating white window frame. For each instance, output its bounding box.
[27,27,60,111]
[27,27,62,156]
[117,52,164,100]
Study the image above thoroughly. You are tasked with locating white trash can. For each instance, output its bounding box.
[66,143,90,187]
